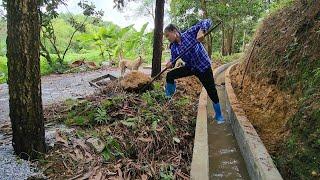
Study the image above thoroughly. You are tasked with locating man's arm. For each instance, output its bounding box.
[185,19,213,38]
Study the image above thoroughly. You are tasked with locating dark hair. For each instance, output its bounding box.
[164,24,179,33]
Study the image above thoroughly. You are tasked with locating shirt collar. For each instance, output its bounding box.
[171,31,183,47]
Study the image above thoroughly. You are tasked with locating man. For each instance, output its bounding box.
[164,19,225,124]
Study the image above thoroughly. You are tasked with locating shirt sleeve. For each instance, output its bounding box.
[184,19,213,38]
[170,46,178,65]
[169,43,178,63]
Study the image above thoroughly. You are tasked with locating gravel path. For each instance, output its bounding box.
[0,68,151,179]
[0,68,118,124]
[0,68,151,123]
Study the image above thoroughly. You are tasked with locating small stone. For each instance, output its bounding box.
[311,171,317,177]
[85,137,105,153]
[28,172,47,179]
[173,137,180,143]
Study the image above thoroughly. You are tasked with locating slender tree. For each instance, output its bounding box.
[6,0,46,159]
[151,0,165,77]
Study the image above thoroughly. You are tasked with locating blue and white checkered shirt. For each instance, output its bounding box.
[169,19,213,73]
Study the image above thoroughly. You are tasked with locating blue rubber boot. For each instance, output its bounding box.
[213,103,225,124]
[165,82,176,98]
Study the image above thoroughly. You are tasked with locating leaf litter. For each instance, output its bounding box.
[40,72,203,179]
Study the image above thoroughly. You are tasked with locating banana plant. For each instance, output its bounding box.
[126,22,149,57]
[77,26,114,59]
[111,24,134,59]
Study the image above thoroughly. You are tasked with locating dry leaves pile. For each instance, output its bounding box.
[41,76,202,179]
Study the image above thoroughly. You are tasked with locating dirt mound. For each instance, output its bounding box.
[120,71,152,92]
[176,76,202,97]
[231,1,320,178]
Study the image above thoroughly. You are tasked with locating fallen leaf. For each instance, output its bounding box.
[55,130,68,146]
[141,174,148,180]
[138,137,153,143]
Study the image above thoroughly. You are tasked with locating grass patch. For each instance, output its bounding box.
[212,52,243,63]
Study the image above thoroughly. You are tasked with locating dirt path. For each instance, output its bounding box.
[0,68,151,124]
[207,66,249,179]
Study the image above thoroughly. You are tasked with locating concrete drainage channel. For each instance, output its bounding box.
[191,62,283,180]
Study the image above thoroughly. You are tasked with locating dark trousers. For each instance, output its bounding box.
[166,66,220,104]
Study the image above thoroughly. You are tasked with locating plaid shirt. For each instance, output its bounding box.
[170,19,212,73]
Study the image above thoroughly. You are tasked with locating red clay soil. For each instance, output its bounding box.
[231,66,298,154]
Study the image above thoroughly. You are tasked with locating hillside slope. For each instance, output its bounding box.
[231,1,320,179]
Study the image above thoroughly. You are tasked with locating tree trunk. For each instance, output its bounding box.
[222,21,235,56]
[6,0,46,160]
[151,0,165,77]
[200,0,212,58]
[242,29,246,52]
[221,23,225,55]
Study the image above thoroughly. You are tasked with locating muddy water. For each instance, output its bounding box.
[207,70,250,180]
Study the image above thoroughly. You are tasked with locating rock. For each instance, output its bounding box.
[311,171,317,177]
[27,172,47,179]
[101,61,110,69]
[85,137,105,153]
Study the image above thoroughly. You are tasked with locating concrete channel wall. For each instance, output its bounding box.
[224,64,283,180]
[191,62,283,180]
[190,63,234,180]
[190,87,209,180]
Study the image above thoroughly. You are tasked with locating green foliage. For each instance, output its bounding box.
[40,0,104,64]
[169,0,267,54]
[142,89,167,106]
[0,19,6,56]
[159,164,174,179]
[0,12,155,83]
[0,56,7,83]
[212,52,243,63]
[101,99,113,109]
[174,97,190,107]
[94,108,109,124]
[153,81,162,91]
[169,0,201,30]
[76,22,150,62]
[142,91,155,106]
[102,136,124,161]
[263,3,320,177]
[269,0,295,14]
[121,117,139,129]
[74,116,86,126]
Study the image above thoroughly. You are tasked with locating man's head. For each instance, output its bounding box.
[164,24,180,43]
